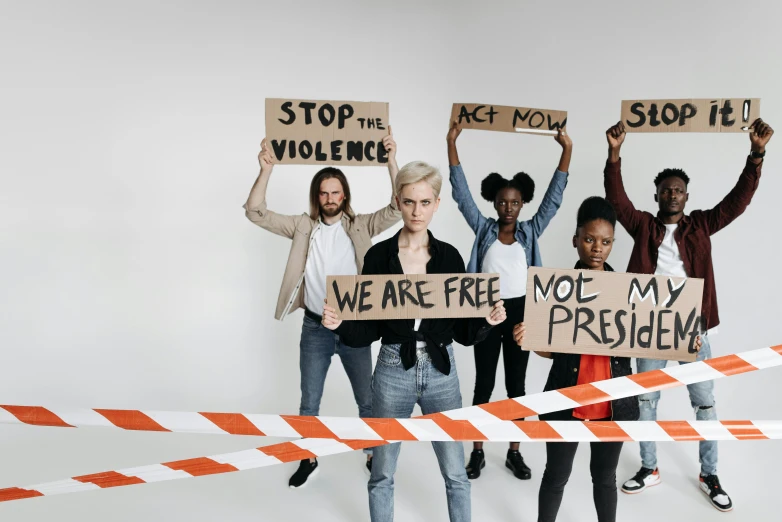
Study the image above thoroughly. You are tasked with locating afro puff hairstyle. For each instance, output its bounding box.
[654,168,690,188]
[576,196,617,231]
[480,172,535,203]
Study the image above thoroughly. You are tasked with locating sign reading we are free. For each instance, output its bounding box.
[326,274,500,320]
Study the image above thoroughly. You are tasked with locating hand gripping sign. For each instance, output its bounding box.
[0,343,780,502]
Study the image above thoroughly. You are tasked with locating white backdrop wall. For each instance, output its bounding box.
[0,1,780,521]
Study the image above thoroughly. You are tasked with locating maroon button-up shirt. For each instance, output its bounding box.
[604,157,763,330]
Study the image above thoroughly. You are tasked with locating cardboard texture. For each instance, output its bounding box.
[265,98,390,165]
[450,103,568,135]
[326,274,500,320]
[621,98,760,133]
[522,267,704,362]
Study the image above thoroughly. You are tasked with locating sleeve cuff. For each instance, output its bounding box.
[604,158,622,171]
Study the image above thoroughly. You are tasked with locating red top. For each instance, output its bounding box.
[603,157,762,330]
[572,355,612,420]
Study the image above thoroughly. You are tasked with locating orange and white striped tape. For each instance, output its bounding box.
[2,344,779,440]
[0,343,779,503]
[1,419,780,503]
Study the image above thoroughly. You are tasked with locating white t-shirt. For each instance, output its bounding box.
[655,223,718,335]
[481,239,528,298]
[654,224,687,279]
[304,221,357,315]
[414,318,426,348]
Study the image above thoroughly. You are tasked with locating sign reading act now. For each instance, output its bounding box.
[522,267,704,361]
[451,103,567,135]
[326,274,500,320]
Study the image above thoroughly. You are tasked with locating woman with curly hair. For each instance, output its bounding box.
[446,121,572,481]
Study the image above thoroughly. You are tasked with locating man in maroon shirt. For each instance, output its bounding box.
[603,118,774,513]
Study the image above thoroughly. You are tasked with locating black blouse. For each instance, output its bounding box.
[336,229,493,375]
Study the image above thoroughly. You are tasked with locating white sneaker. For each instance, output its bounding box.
[621,467,661,494]
[700,474,733,512]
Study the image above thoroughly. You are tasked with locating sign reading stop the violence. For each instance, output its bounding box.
[326,274,500,320]
[522,267,704,361]
[621,98,761,133]
[265,98,390,166]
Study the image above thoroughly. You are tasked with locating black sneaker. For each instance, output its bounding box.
[505,450,531,480]
[699,474,733,512]
[365,457,372,477]
[622,467,661,494]
[288,459,318,488]
[465,449,485,479]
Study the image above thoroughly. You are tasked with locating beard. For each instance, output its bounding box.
[320,202,344,218]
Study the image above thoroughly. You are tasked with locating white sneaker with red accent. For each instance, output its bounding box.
[700,474,733,512]
[621,467,661,494]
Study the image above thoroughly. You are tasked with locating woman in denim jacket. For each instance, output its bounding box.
[446,121,571,480]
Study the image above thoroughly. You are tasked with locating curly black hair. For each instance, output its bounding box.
[654,168,690,188]
[576,196,616,231]
[480,172,535,203]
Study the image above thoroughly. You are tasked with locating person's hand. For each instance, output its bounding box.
[694,335,703,353]
[382,126,396,162]
[606,121,626,151]
[512,322,525,346]
[554,127,572,149]
[486,300,506,326]
[258,138,274,173]
[750,118,774,152]
[321,300,342,331]
[447,120,462,143]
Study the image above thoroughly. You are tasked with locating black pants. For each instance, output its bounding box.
[538,435,624,522]
[472,296,528,406]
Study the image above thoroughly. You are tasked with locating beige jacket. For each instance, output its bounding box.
[244,195,401,320]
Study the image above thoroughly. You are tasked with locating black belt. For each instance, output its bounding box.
[304,308,322,323]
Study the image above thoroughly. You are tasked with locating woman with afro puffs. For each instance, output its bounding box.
[446,121,572,481]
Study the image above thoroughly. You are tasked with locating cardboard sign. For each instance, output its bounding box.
[451,103,567,136]
[522,267,704,361]
[326,274,500,320]
[265,98,390,165]
[621,98,760,133]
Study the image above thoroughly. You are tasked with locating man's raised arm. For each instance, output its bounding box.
[243,138,298,239]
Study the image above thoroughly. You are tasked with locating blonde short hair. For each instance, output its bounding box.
[395,161,442,198]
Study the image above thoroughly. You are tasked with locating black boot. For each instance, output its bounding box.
[465,449,486,479]
[506,450,531,480]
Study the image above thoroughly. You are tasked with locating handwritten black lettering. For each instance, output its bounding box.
[549,305,573,344]
[279,101,295,125]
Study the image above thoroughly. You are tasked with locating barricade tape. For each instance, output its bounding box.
[1,420,781,503]
[0,343,779,503]
[2,344,779,440]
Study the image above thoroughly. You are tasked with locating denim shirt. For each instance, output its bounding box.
[449,164,569,272]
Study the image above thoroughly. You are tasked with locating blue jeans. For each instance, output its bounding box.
[299,315,373,452]
[369,344,470,522]
[636,335,718,475]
